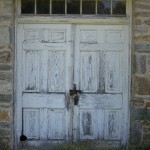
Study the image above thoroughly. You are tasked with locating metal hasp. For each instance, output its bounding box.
[69,84,82,96]
[69,84,82,105]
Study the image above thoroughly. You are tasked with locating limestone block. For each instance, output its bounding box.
[0,72,11,81]
[0,64,11,71]
[135,3,150,12]
[145,102,150,108]
[135,54,146,74]
[0,136,10,150]
[146,55,150,75]
[134,26,149,36]
[135,12,150,17]
[132,107,150,121]
[0,111,10,122]
[145,19,150,26]
[130,121,142,144]
[135,43,150,52]
[135,35,150,42]
[134,19,142,25]
[0,128,10,137]
[0,51,11,63]
[0,122,10,129]
[0,46,11,52]
[143,132,150,141]
[132,97,145,107]
[0,94,12,103]
[0,0,14,16]
[143,121,150,132]
[0,81,12,93]
[134,76,150,95]
[0,27,9,44]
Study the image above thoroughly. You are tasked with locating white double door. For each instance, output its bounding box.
[16,24,129,146]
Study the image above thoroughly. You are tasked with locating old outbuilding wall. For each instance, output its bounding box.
[0,0,150,149]
[131,0,150,148]
[0,0,14,149]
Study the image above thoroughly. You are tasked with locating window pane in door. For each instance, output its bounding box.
[37,0,50,14]
[21,0,35,14]
[67,0,80,14]
[113,1,126,15]
[82,0,95,14]
[52,0,65,14]
[97,0,110,14]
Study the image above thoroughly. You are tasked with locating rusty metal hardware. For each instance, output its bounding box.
[69,84,82,96]
[74,95,79,105]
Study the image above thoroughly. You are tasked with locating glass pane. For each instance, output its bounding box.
[52,0,65,14]
[21,0,35,14]
[37,0,50,14]
[97,0,110,14]
[67,0,80,14]
[82,0,95,14]
[113,1,126,15]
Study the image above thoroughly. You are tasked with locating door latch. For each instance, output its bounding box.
[69,84,82,106]
[69,84,82,96]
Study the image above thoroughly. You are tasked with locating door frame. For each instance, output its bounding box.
[14,0,132,148]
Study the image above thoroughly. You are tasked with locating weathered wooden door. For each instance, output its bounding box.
[73,25,129,146]
[16,24,73,145]
[16,24,129,147]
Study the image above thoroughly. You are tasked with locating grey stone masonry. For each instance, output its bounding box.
[0,0,150,149]
[131,0,150,148]
[0,0,14,149]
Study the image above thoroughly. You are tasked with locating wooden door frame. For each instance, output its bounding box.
[14,0,132,148]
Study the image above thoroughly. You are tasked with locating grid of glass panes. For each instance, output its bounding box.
[21,0,126,15]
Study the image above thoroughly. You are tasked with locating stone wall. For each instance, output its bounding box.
[0,0,14,149]
[0,0,150,149]
[131,0,150,148]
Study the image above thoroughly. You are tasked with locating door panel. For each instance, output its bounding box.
[105,52,122,93]
[80,52,99,92]
[23,50,39,92]
[48,51,66,92]
[23,109,40,139]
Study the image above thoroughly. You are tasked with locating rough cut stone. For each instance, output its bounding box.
[130,121,142,144]
[135,35,150,42]
[134,19,142,25]
[135,12,150,17]
[146,55,150,75]
[135,3,150,11]
[0,51,11,63]
[144,19,150,26]
[134,26,148,35]
[0,64,11,70]
[0,81,12,93]
[0,72,11,81]
[132,97,145,107]
[143,132,150,141]
[143,122,150,132]
[134,76,150,95]
[135,43,150,52]
[0,46,11,52]
[0,122,10,129]
[0,27,10,44]
[146,102,150,108]
[135,54,146,74]
[0,128,10,136]
[132,107,150,121]
[0,94,11,103]
[0,111,10,122]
